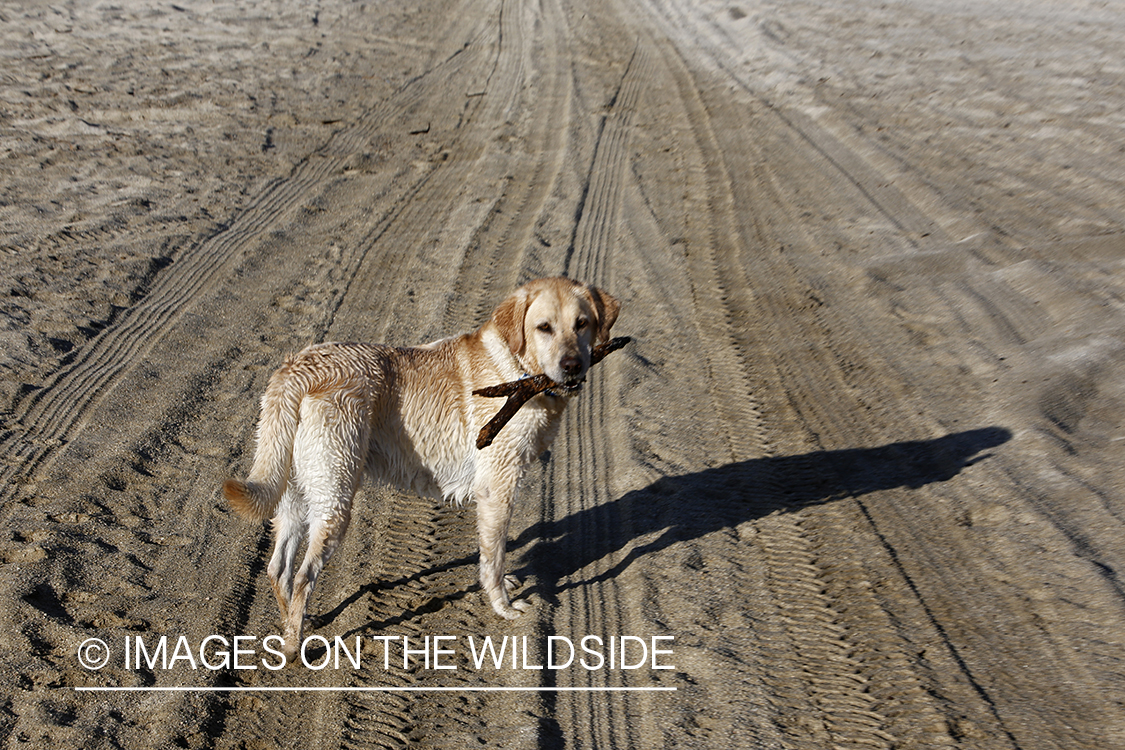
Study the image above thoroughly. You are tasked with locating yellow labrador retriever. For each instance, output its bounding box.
[223,277,620,655]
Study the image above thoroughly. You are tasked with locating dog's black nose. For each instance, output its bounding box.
[560,356,582,376]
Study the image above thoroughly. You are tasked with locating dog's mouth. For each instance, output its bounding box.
[554,378,585,395]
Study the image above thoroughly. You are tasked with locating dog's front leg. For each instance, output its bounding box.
[476,476,531,619]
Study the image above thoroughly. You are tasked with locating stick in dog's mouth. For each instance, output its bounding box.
[472,336,631,449]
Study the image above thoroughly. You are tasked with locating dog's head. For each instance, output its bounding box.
[491,277,620,390]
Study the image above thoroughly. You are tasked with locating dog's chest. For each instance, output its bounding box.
[482,392,567,464]
[367,393,563,503]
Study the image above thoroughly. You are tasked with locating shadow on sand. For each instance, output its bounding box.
[519,426,1012,593]
[331,426,1010,630]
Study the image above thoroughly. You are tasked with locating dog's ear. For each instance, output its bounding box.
[585,286,621,345]
[492,288,530,355]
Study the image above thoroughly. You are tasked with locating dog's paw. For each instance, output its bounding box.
[492,597,533,619]
[280,637,300,661]
[503,574,521,593]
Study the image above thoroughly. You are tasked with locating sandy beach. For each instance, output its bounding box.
[2,0,1123,747]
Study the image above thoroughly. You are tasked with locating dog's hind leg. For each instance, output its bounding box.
[266,489,303,627]
[282,509,352,656]
[280,394,366,657]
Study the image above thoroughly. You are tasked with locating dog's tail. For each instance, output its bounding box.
[223,357,304,522]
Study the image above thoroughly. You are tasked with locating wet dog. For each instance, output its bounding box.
[223,277,620,655]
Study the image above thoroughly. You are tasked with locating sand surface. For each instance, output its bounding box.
[2,0,1124,747]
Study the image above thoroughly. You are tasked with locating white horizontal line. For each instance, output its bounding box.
[75,686,676,693]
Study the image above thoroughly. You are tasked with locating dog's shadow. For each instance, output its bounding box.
[518,425,1012,597]
[331,426,1010,630]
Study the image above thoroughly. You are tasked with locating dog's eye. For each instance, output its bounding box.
[576,317,589,331]
[537,322,553,334]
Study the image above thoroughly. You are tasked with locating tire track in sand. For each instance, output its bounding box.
[436,0,575,333]
[2,2,535,747]
[574,2,971,745]
[325,0,561,344]
[648,31,971,750]
[537,31,682,749]
[631,2,1092,746]
[210,2,576,748]
[0,0,507,516]
[647,33,905,750]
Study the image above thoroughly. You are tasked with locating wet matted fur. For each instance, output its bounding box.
[223,277,620,656]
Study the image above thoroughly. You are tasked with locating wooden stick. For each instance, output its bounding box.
[473,336,631,449]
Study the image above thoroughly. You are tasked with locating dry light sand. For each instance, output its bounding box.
[2,0,1124,747]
